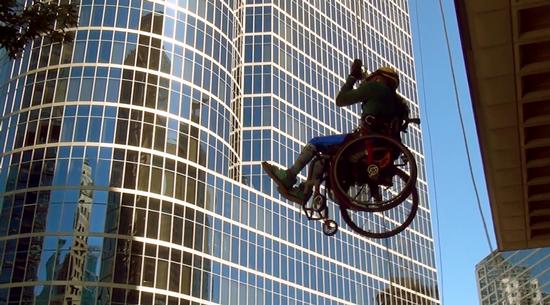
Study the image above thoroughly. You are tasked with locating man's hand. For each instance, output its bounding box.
[350,59,363,79]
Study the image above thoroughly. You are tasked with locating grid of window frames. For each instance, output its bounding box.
[0,0,438,305]
[241,0,437,304]
[476,248,550,305]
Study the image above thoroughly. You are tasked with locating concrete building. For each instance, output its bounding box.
[455,0,550,251]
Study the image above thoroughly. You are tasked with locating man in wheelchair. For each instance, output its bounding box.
[262,59,409,205]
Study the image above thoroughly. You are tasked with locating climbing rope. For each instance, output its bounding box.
[436,0,495,252]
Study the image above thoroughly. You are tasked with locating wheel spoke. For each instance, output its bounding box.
[331,134,418,212]
[353,185,366,200]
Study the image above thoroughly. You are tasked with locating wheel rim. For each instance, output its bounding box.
[331,134,417,212]
[339,185,419,239]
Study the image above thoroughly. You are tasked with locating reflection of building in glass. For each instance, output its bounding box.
[33,162,94,305]
[35,242,103,305]
[36,239,68,304]
[0,1,437,305]
[476,248,550,305]
[63,160,93,304]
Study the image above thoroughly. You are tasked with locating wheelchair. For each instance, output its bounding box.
[300,116,420,238]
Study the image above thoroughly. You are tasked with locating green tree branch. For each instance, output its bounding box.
[0,0,78,59]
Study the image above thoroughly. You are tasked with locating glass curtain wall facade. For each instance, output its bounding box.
[0,0,437,304]
[476,248,550,305]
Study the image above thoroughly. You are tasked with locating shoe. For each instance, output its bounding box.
[262,161,297,191]
[282,185,312,205]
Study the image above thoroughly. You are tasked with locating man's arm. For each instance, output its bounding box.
[335,76,359,107]
[336,59,365,107]
[335,79,387,107]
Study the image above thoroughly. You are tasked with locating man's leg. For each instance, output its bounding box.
[262,134,347,204]
[262,143,318,203]
[262,143,318,188]
[309,134,348,154]
[299,156,326,198]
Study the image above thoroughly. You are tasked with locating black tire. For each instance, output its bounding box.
[339,185,419,239]
[331,134,417,212]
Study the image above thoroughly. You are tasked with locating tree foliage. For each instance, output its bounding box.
[0,0,78,59]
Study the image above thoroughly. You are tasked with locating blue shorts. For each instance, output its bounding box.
[309,134,349,153]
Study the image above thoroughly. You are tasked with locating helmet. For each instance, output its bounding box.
[366,66,399,89]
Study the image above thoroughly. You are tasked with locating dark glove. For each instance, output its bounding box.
[350,59,363,79]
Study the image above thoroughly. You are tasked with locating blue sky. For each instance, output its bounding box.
[409,0,498,304]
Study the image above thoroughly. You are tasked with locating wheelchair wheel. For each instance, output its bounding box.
[331,134,417,212]
[339,184,418,239]
[335,168,413,212]
[322,219,338,236]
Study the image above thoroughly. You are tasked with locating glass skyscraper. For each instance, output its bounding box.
[476,248,550,305]
[0,0,437,304]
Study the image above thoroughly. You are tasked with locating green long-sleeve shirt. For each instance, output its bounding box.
[335,76,405,118]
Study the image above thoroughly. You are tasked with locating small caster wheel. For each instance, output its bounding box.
[322,220,338,236]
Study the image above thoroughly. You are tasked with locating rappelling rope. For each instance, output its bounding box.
[436,0,494,252]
